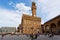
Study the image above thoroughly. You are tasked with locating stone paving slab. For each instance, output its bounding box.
[0,35,60,40]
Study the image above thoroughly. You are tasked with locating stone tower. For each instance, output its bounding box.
[31,2,36,17]
[18,2,42,34]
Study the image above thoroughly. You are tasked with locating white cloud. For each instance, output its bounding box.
[9,2,31,15]
[31,0,60,24]
[8,0,60,24]
[1,0,59,28]
[15,3,31,15]
[0,8,21,27]
[16,3,31,12]
[0,2,31,27]
[8,1,15,7]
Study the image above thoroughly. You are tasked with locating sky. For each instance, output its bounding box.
[0,0,60,28]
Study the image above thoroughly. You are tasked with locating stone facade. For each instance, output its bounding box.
[17,24,22,33]
[0,27,16,34]
[44,15,60,34]
[18,2,42,34]
[21,14,41,34]
[31,2,36,17]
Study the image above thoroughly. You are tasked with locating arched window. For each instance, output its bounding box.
[50,23,56,28]
[50,23,56,33]
[45,25,49,30]
[57,20,60,27]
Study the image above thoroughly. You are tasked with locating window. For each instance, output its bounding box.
[50,23,56,28]
[45,25,49,30]
[50,23,56,32]
[57,20,60,27]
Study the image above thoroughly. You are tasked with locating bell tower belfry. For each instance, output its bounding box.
[31,2,36,17]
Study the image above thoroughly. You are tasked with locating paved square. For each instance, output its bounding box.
[0,35,60,40]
